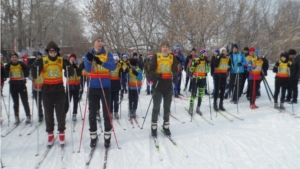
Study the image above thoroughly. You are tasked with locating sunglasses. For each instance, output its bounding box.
[49,50,57,53]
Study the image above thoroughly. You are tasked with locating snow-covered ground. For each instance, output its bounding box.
[1,70,300,169]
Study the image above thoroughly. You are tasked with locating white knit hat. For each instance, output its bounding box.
[219,47,227,53]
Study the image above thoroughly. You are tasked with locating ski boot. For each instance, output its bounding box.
[162,121,171,136]
[47,132,54,147]
[188,106,193,116]
[14,116,20,124]
[213,102,219,111]
[38,114,44,122]
[90,131,98,148]
[147,90,150,95]
[132,110,136,119]
[72,114,77,122]
[151,122,157,137]
[280,103,285,110]
[219,102,225,111]
[104,131,111,148]
[59,131,65,146]
[196,107,202,116]
[25,115,31,124]
[274,103,279,109]
[114,112,119,119]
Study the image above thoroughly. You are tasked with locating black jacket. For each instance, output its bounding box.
[289,55,300,80]
[5,61,29,85]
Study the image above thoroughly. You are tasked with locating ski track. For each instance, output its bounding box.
[1,71,300,169]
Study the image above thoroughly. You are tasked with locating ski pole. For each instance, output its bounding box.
[141,81,159,129]
[35,65,40,156]
[261,71,274,98]
[120,72,122,119]
[78,65,92,153]
[172,83,177,115]
[1,86,8,121]
[288,68,294,114]
[262,77,272,102]
[135,77,142,118]
[31,84,34,127]
[98,77,121,149]
[66,66,74,153]
[8,77,11,127]
[78,101,83,120]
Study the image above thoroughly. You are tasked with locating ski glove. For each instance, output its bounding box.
[155,74,162,81]
[132,68,138,76]
[172,75,178,84]
[86,52,94,61]
[94,57,103,65]
[237,62,242,66]
[33,59,42,67]
[275,61,280,67]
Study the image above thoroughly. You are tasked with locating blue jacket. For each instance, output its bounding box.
[126,67,143,90]
[84,48,116,88]
[230,52,246,74]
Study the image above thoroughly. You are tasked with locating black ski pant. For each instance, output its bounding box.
[151,89,173,123]
[286,79,298,102]
[190,78,206,107]
[128,89,139,111]
[121,77,127,94]
[274,78,289,103]
[42,91,66,132]
[89,88,111,132]
[213,75,226,104]
[33,90,43,118]
[110,90,119,113]
[10,84,30,117]
[249,79,261,105]
[64,88,79,114]
[229,73,244,101]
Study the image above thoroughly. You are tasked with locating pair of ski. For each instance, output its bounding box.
[212,106,244,122]
[129,117,140,128]
[268,105,299,118]
[85,134,110,169]
[152,129,188,161]
[34,137,65,169]
[184,107,214,125]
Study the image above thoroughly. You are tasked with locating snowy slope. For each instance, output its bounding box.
[1,70,300,169]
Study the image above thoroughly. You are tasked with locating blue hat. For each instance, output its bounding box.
[122,54,128,58]
[214,50,220,54]
[199,48,206,55]
[256,50,262,55]
[232,44,238,49]
[175,45,180,50]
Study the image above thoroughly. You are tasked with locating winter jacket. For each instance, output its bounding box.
[229,52,246,74]
[189,55,210,79]
[149,53,178,92]
[31,56,74,93]
[5,61,29,85]
[289,55,300,80]
[173,51,185,69]
[83,47,116,89]
[261,57,269,76]
[127,66,143,90]
[143,59,152,79]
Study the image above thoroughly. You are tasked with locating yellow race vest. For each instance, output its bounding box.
[33,75,43,90]
[129,68,142,87]
[193,58,207,77]
[249,58,263,80]
[215,57,229,74]
[276,61,291,78]
[68,67,80,85]
[155,53,173,79]
[110,63,121,80]
[9,64,24,80]
[42,56,63,84]
[89,52,109,78]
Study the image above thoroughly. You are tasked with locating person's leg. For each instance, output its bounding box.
[73,89,79,114]
[42,93,55,132]
[19,85,31,117]
[54,91,66,132]
[89,89,101,132]
[10,86,20,117]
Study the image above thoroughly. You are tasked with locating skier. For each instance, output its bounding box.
[174,56,182,98]
[228,44,246,104]
[245,47,256,100]
[127,58,143,118]
[285,49,300,104]
[188,48,210,115]
[150,40,178,137]
[211,49,220,96]
[241,47,250,97]
[31,52,44,122]
[213,47,231,111]
[184,48,197,92]
[173,45,185,95]
[64,53,82,121]
[120,54,130,100]
[256,50,268,98]
[5,52,31,124]
[83,35,116,148]
[143,54,153,95]
[31,41,74,147]
[247,47,263,109]
[109,53,121,119]
[0,54,5,96]
[273,52,292,109]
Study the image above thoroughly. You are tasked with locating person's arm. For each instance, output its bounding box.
[102,52,116,71]
[241,54,247,67]
[20,61,29,77]
[149,54,158,80]
[4,63,11,78]
[31,58,44,79]
[63,59,74,77]
[172,55,179,83]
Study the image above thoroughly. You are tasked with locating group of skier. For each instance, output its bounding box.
[1,36,300,151]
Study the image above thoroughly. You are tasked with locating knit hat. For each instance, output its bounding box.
[160,40,170,48]
[256,50,262,55]
[133,52,138,57]
[288,49,297,55]
[130,58,137,66]
[219,47,227,53]
[199,48,206,55]
[175,45,180,50]
[69,53,76,60]
[249,47,256,52]
[46,41,59,51]
[122,54,128,58]
[92,34,104,44]
[113,53,119,60]
[244,47,249,51]
[192,48,196,52]
[9,52,18,57]
[280,52,288,58]
[148,54,153,58]
[232,44,238,49]
[214,50,220,55]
